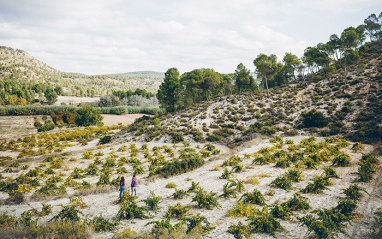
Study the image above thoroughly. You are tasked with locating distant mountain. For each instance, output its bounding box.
[0,46,162,97]
[114,71,165,81]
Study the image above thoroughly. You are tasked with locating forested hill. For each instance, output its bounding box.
[117,39,382,147]
[0,46,162,102]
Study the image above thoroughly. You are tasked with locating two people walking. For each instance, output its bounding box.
[119,174,137,197]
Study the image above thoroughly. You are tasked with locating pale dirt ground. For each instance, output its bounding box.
[101,114,149,127]
[0,135,380,239]
[54,96,100,106]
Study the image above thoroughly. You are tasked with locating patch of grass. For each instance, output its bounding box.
[165,182,177,188]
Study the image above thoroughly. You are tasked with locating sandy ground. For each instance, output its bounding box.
[0,136,380,239]
[101,114,149,127]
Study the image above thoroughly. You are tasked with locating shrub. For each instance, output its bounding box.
[184,213,215,234]
[285,169,302,182]
[227,221,250,239]
[301,109,328,128]
[323,167,340,179]
[187,181,200,193]
[332,152,351,167]
[342,184,369,200]
[239,189,265,205]
[155,154,205,178]
[192,188,221,210]
[99,135,112,144]
[50,204,83,222]
[270,204,292,220]
[117,198,148,220]
[164,202,192,220]
[246,206,286,237]
[298,199,357,239]
[219,168,232,179]
[91,214,119,232]
[356,153,378,182]
[270,175,292,190]
[172,189,189,199]
[302,176,331,194]
[41,203,53,216]
[75,105,103,126]
[282,193,311,212]
[351,142,364,152]
[372,208,382,238]
[142,191,161,212]
[165,182,177,188]
[226,202,259,218]
[220,182,237,198]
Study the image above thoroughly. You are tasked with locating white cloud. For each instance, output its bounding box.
[0,0,380,75]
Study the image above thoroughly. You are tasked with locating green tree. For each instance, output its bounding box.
[75,105,103,126]
[157,68,181,112]
[343,49,360,90]
[364,13,382,41]
[45,88,58,105]
[234,63,255,92]
[254,54,280,98]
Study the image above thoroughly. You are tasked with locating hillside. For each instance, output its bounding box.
[0,46,162,97]
[116,40,382,147]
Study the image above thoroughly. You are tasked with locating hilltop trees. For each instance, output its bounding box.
[364,13,382,41]
[253,54,280,98]
[234,63,256,92]
[157,68,181,112]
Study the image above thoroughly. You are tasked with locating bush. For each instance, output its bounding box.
[301,109,328,128]
[184,213,215,234]
[228,221,250,239]
[342,184,369,200]
[164,202,192,220]
[372,208,382,238]
[323,167,340,179]
[155,154,205,178]
[75,105,103,126]
[142,191,161,212]
[165,182,176,188]
[50,205,83,222]
[332,152,351,167]
[192,188,221,210]
[302,176,331,194]
[172,189,189,199]
[270,175,292,190]
[356,153,378,182]
[226,202,259,218]
[247,206,286,237]
[239,189,265,205]
[117,198,148,220]
[99,135,112,145]
[282,193,311,212]
[298,199,357,239]
[91,215,118,232]
[37,123,55,132]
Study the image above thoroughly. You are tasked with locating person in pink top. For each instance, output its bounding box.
[131,174,137,196]
[119,176,125,197]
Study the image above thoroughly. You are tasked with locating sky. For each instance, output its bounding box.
[0,0,380,75]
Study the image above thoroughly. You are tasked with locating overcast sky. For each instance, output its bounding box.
[0,0,380,75]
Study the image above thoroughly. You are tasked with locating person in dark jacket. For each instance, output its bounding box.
[131,174,137,196]
[119,176,125,197]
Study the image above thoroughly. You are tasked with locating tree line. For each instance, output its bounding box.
[158,12,382,112]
